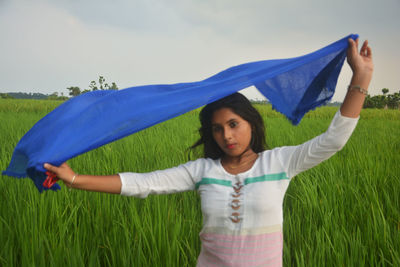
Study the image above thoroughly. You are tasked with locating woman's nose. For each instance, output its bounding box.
[223,127,233,140]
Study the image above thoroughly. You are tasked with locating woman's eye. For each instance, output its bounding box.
[212,126,221,132]
[230,122,238,128]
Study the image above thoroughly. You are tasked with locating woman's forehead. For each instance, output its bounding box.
[211,108,243,124]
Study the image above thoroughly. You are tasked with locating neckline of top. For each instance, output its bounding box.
[218,153,261,177]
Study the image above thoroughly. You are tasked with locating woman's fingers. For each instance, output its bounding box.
[348,38,358,58]
[44,162,69,172]
[348,38,355,49]
[358,40,372,59]
[361,41,372,59]
[44,163,57,173]
[366,45,372,58]
[347,37,373,72]
[360,40,368,56]
[43,162,74,183]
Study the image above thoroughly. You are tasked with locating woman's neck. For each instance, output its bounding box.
[223,148,257,164]
[221,148,259,174]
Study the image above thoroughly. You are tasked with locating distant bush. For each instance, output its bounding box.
[0,93,14,99]
[364,88,400,109]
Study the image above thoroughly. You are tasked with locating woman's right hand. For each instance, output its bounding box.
[44,162,76,185]
[44,162,122,193]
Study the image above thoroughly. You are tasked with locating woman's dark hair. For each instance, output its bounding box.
[190,92,267,159]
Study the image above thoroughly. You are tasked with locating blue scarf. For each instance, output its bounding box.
[3,34,357,192]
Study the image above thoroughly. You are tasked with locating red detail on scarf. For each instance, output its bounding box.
[43,171,59,188]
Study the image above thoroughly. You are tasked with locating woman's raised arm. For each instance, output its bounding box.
[340,38,374,118]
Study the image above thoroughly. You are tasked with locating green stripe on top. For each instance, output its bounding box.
[195,178,232,189]
[244,173,288,185]
[195,173,288,189]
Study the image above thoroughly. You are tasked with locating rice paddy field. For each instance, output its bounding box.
[0,99,399,266]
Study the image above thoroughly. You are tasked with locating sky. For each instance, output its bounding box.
[0,0,399,101]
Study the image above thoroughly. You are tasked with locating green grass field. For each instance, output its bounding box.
[0,99,399,266]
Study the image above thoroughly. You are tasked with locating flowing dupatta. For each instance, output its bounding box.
[3,34,357,192]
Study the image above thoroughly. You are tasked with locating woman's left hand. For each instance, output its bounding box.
[340,38,374,118]
[347,38,374,79]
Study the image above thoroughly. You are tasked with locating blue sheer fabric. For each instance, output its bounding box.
[3,34,357,192]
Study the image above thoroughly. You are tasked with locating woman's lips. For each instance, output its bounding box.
[227,144,236,149]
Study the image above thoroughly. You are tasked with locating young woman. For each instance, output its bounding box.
[44,38,373,266]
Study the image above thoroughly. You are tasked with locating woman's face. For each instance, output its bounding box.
[211,108,253,158]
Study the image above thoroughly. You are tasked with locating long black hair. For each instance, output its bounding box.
[190,92,267,159]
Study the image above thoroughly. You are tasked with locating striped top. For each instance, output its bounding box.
[119,110,359,266]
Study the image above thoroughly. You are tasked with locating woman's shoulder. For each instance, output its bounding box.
[178,157,219,179]
[259,146,289,156]
[258,146,294,162]
[181,157,219,170]
[192,157,219,166]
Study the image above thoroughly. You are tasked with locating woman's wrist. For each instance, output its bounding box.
[69,173,78,188]
[350,71,372,91]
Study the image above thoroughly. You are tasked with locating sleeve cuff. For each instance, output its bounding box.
[118,172,131,196]
[337,109,360,121]
[326,109,360,145]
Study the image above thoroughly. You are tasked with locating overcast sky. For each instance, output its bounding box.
[0,0,399,101]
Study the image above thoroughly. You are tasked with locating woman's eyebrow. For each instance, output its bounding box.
[212,118,237,126]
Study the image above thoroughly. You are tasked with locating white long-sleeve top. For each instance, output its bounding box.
[119,110,359,267]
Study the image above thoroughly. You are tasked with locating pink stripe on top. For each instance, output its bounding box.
[197,231,283,267]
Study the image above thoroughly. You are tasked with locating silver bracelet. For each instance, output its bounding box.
[348,85,368,95]
[69,174,78,190]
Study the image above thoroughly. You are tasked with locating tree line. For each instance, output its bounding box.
[67,76,118,97]
[0,76,118,100]
[363,88,400,109]
[2,82,399,109]
[0,92,68,100]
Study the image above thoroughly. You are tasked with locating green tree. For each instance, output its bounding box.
[0,93,14,99]
[67,76,119,97]
[89,76,118,91]
[381,88,389,109]
[373,95,386,109]
[363,95,374,108]
[89,80,98,91]
[363,88,400,109]
[109,82,118,90]
[382,88,389,95]
[99,76,106,90]
[67,86,81,97]
[387,91,400,109]
[47,92,59,100]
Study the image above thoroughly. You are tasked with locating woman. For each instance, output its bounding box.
[44,38,373,266]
